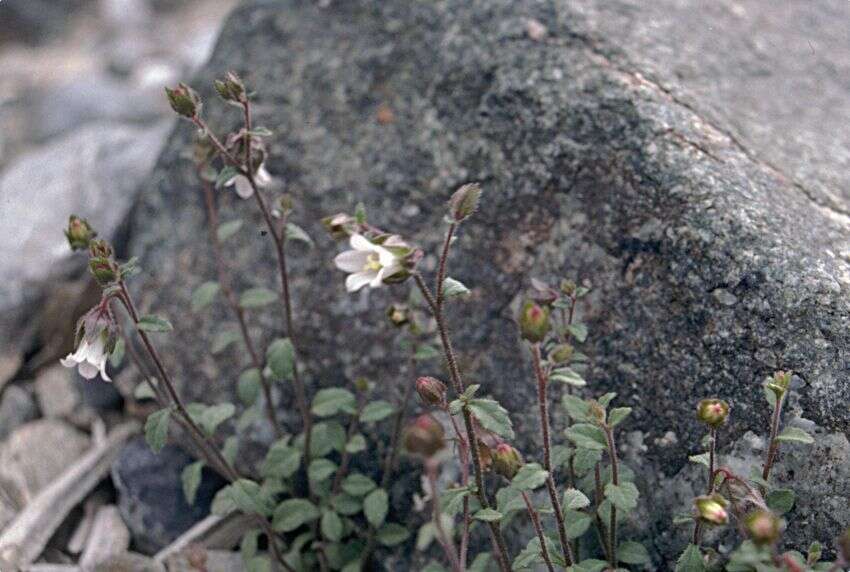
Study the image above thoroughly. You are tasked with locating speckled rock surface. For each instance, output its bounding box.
[128,0,850,564]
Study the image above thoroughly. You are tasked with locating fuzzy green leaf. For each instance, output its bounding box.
[191,281,220,311]
[467,398,514,439]
[285,223,313,246]
[364,488,389,527]
[345,433,367,454]
[550,367,586,387]
[273,498,320,532]
[604,481,640,511]
[308,458,338,483]
[311,388,357,417]
[689,453,710,467]
[607,407,632,428]
[181,461,204,505]
[137,315,173,332]
[473,508,502,522]
[377,523,410,547]
[564,510,592,539]
[341,473,377,497]
[266,338,295,380]
[776,427,814,444]
[442,277,470,298]
[144,408,171,453]
[563,488,591,509]
[566,323,588,343]
[211,328,241,354]
[566,423,608,451]
[197,403,235,436]
[217,219,243,241]
[766,488,795,515]
[675,544,705,572]
[261,440,301,479]
[360,400,395,423]
[617,541,650,565]
[511,463,549,491]
[321,510,344,542]
[238,368,262,406]
[240,287,278,309]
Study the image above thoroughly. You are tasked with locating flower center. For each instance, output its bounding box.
[364,253,383,271]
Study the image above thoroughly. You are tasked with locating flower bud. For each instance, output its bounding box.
[322,213,357,240]
[278,194,294,215]
[766,371,792,400]
[696,398,730,428]
[695,494,729,525]
[560,279,577,296]
[549,344,574,364]
[744,510,781,546]
[89,258,118,286]
[354,377,370,393]
[65,215,96,251]
[492,443,523,480]
[416,376,447,407]
[587,400,607,426]
[88,239,113,259]
[530,278,559,306]
[214,71,246,103]
[165,83,201,119]
[403,415,445,458]
[519,300,550,343]
[386,304,411,328]
[448,183,481,223]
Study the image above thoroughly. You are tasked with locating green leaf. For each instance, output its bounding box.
[566,423,608,451]
[134,379,157,400]
[377,523,410,547]
[309,421,347,457]
[144,408,171,452]
[689,453,710,467]
[273,498,320,532]
[137,315,173,332]
[511,463,549,491]
[197,403,235,436]
[597,392,617,408]
[468,553,493,572]
[266,338,295,380]
[109,337,125,368]
[473,508,502,522]
[261,440,301,479]
[342,473,377,496]
[224,479,274,516]
[215,167,239,190]
[564,510,592,539]
[308,459,338,483]
[467,398,514,439]
[217,219,243,241]
[238,368,262,406]
[442,277,470,298]
[240,287,278,309]
[360,400,395,423]
[211,328,241,354]
[604,482,639,511]
[345,434,367,454]
[332,493,363,516]
[413,344,441,361]
[562,395,590,422]
[364,488,389,527]
[776,427,814,444]
[766,488,795,515]
[617,541,650,565]
[311,388,357,417]
[550,367,587,387]
[563,488,591,509]
[240,529,261,563]
[441,487,471,516]
[191,281,220,311]
[285,223,313,246]
[675,544,705,572]
[570,559,608,572]
[222,436,238,466]
[321,510,344,542]
[607,407,632,428]
[566,323,588,343]
[181,461,204,505]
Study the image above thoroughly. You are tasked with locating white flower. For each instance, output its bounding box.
[225,163,273,199]
[60,333,111,382]
[334,234,404,292]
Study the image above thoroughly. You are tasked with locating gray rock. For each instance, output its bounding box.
[0,386,37,441]
[0,121,172,351]
[33,365,80,419]
[126,0,850,563]
[111,438,226,554]
[93,552,165,572]
[0,0,84,45]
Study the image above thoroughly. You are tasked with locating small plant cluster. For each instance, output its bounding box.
[57,74,849,571]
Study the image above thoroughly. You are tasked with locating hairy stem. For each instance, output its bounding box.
[531,343,575,566]
[199,173,281,436]
[762,394,785,482]
[604,425,620,568]
[521,492,556,572]
[413,272,512,572]
[427,460,463,572]
[593,462,611,562]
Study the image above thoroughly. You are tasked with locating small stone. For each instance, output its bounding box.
[80,505,131,569]
[34,365,80,418]
[94,553,165,572]
[525,18,547,41]
[712,288,738,306]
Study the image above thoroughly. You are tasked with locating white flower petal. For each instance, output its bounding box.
[255,164,273,187]
[60,355,79,367]
[78,362,99,380]
[98,359,112,382]
[371,267,386,288]
[376,246,397,267]
[382,263,403,281]
[346,271,376,292]
[350,234,379,253]
[334,250,370,273]
[234,176,254,199]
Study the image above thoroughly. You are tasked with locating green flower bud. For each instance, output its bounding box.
[695,494,729,525]
[415,376,447,407]
[587,400,607,426]
[214,71,246,103]
[492,443,523,480]
[549,343,574,364]
[744,510,781,546]
[165,83,201,119]
[697,398,730,428]
[386,304,411,328]
[766,370,792,399]
[89,258,118,286]
[64,215,96,251]
[403,415,445,458]
[519,300,550,343]
[448,183,481,223]
[88,239,113,259]
[322,212,357,240]
[560,279,577,296]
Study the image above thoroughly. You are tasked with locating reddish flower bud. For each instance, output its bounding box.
[696,398,730,428]
[519,300,550,343]
[492,443,523,480]
[165,83,201,119]
[403,415,445,458]
[448,183,481,223]
[744,510,781,546]
[695,494,729,525]
[65,215,96,251]
[416,376,447,407]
